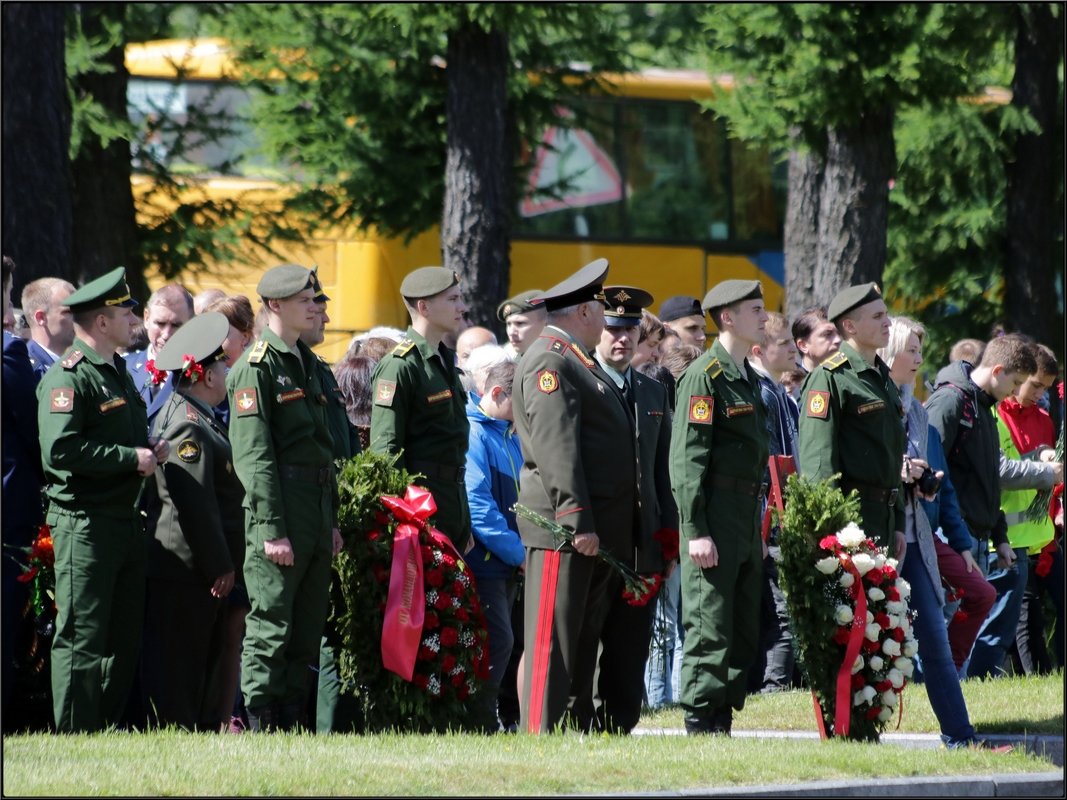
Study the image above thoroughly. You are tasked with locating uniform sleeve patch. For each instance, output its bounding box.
[375,379,397,407]
[177,439,202,463]
[806,390,830,418]
[50,388,75,413]
[234,388,259,416]
[688,395,714,424]
[537,370,559,394]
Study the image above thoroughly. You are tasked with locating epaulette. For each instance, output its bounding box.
[186,405,200,422]
[247,339,268,364]
[391,339,416,357]
[61,350,84,369]
[704,357,722,378]
[570,344,596,369]
[546,338,568,357]
[822,352,849,371]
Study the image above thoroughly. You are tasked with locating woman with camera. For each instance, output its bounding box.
[879,317,1005,751]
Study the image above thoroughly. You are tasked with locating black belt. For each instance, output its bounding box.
[710,473,768,500]
[279,465,332,485]
[408,459,465,483]
[842,479,900,507]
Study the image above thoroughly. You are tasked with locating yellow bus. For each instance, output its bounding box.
[126,39,786,361]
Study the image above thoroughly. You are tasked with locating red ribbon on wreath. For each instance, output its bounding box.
[379,485,462,681]
[833,556,868,737]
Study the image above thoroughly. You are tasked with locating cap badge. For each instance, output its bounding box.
[612,289,631,303]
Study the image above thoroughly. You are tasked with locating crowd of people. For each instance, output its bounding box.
[2,253,1063,744]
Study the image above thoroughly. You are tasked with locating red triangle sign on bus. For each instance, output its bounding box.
[521,121,623,218]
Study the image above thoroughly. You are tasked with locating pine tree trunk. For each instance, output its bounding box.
[70,3,146,299]
[1,4,73,295]
[442,22,511,333]
[784,138,824,314]
[1004,3,1059,350]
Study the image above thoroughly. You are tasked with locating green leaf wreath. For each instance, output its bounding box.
[331,450,490,732]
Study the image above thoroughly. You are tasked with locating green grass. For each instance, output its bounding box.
[4,673,1060,796]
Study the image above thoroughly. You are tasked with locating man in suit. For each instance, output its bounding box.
[20,277,75,380]
[583,285,677,733]
[125,284,195,424]
[513,259,638,733]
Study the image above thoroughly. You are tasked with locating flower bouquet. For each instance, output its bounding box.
[776,474,917,742]
[332,450,490,733]
[6,524,56,634]
[511,504,661,606]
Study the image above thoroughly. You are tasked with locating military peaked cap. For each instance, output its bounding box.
[534,258,609,312]
[603,285,654,328]
[310,267,330,303]
[154,311,229,371]
[702,279,763,313]
[400,266,459,300]
[828,283,883,322]
[65,267,138,313]
[257,264,314,300]
[496,289,545,322]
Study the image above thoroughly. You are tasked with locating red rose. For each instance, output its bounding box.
[875,612,891,630]
[865,705,883,720]
[426,568,445,588]
[819,535,840,552]
[455,608,470,623]
[440,627,459,647]
[891,628,905,642]
[883,565,898,582]
[862,638,881,654]
[441,553,457,568]
[452,579,464,596]
[413,674,429,689]
[457,685,470,701]
[424,611,440,630]
[886,586,900,602]
[417,645,435,662]
[874,680,892,693]
[851,674,865,689]
[441,653,457,672]
[434,594,451,610]
[866,569,884,586]
[833,626,851,645]
[451,672,466,687]
[367,529,381,542]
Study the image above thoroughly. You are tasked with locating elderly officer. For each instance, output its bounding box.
[227,264,343,732]
[37,266,170,732]
[369,266,472,551]
[497,289,546,357]
[513,259,638,733]
[670,279,769,735]
[583,285,678,733]
[142,312,244,731]
[797,283,905,554]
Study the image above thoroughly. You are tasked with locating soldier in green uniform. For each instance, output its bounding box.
[497,289,546,356]
[141,312,244,730]
[797,283,906,555]
[369,266,472,551]
[227,264,343,732]
[513,259,639,734]
[37,267,170,733]
[669,279,769,735]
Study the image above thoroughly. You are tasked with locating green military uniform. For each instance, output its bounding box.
[369,267,471,549]
[141,313,245,730]
[227,265,336,729]
[797,342,905,546]
[669,279,768,734]
[36,268,148,733]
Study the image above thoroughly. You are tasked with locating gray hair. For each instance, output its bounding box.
[465,343,513,395]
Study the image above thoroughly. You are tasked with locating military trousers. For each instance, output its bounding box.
[520,547,619,734]
[49,507,146,733]
[241,484,332,711]
[679,502,762,716]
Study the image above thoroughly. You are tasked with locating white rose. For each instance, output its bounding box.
[878,706,894,722]
[866,610,874,624]
[852,553,876,576]
[887,558,899,570]
[898,617,911,637]
[893,657,914,678]
[852,685,876,706]
[886,614,900,630]
[882,638,901,657]
[816,556,840,575]
[896,578,912,600]
[886,600,906,615]
[851,655,864,675]
[874,553,887,569]
[888,668,905,688]
[867,587,885,602]
[839,572,855,588]
[881,688,899,708]
[865,623,881,642]
[869,655,884,671]
[835,605,854,625]
[837,523,867,549]
[903,639,918,658]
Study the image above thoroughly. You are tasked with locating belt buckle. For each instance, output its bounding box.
[887,488,899,506]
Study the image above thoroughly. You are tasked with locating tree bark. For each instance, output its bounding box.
[442,21,511,333]
[783,137,824,314]
[70,3,146,299]
[1004,3,1060,349]
[1,4,73,296]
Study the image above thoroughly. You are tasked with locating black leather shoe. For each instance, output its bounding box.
[710,706,733,735]
[684,712,714,735]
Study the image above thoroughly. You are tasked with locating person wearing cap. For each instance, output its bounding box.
[140,312,245,731]
[226,263,343,732]
[36,266,170,732]
[512,259,638,733]
[497,289,546,357]
[369,266,473,551]
[581,285,677,733]
[797,282,906,554]
[669,278,769,735]
[659,295,707,350]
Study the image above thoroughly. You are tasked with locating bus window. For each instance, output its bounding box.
[731,141,786,244]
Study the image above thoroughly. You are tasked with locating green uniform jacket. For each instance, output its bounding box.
[797,342,905,544]
[316,356,360,460]
[369,327,470,542]
[669,339,768,544]
[226,328,336,546]
[632,370,678,572]
[37,337,148,514]
[146,391,245,584]
[513,327,637,555]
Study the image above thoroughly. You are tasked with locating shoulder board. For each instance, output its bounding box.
[391,339,416,357]
[61,350,84,369]
[822,352,849,371]
[247,339,268,364]
[186,405,200,422]
[570,344,596,369]
[546,338,568,356]
[704,358,722,378]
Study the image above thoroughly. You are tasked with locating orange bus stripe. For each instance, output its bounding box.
[527,550,561,733]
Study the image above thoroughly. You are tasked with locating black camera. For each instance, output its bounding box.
[917,466,941,496]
